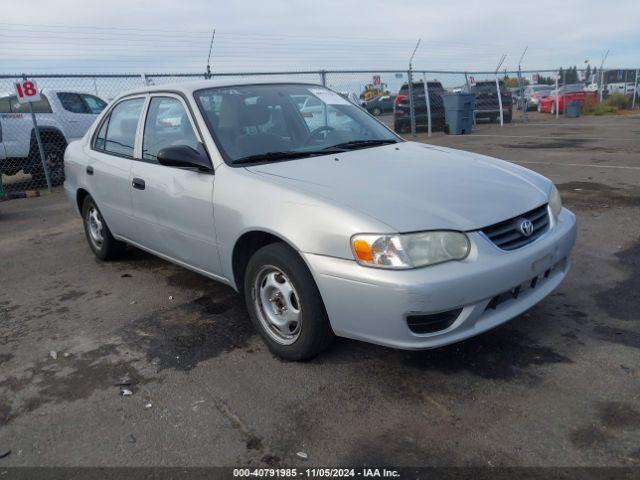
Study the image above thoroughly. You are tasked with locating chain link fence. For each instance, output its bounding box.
[1,68,638,197]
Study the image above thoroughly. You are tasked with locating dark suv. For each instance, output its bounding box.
[393,80,445,133]
[461,80,513,122]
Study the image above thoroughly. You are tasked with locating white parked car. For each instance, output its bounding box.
[0,89,107,183]
[64,81,577,360]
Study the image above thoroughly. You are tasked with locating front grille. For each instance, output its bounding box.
[481,204,549,251]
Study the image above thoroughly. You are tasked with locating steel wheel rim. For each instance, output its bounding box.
[87,206,104,248]
[253,265,302,345]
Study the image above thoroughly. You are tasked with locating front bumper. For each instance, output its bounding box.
[304,207,576,350]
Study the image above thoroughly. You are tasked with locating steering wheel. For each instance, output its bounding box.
[303,125,336,145]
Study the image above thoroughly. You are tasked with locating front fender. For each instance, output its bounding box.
[214,165,392,285]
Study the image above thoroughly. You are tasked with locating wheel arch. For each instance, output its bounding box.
[30,126,67,151]
[231,229,309,293]
[76,188,90,213]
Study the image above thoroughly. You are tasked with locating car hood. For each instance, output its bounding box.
[247,141,550,232]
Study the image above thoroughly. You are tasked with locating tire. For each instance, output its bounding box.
[372,107,382,116]
[32,143,66,187]
[81,196,126,261]
[244,242,334,361]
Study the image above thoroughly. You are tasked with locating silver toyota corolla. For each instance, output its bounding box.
[64,81,577,360]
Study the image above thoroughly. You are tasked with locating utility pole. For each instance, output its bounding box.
[407,38,421,137]
[495,54,507,126]
[205,29,216,79]
[598,49,609,102]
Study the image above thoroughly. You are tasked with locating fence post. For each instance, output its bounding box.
[599,69,605,102]
[555,74,560,119]
[320,70,327,87]
[518,68,527,122]
[465,73,476,126]
[422,72,432,137]
[633,69,639,110]
[495,74,504,126]
[407,69,416,137]
[22,74,51,192]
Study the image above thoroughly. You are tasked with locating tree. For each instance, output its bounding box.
[558,67,564,84]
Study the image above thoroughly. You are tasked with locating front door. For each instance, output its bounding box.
[130,94,221,277]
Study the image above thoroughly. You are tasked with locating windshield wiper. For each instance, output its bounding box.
[324,139,398,151]
[233,149,344,165]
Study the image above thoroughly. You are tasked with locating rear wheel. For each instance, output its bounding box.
[372,107,382,116]
[32,143,66,186]
[81,196,126,261]
[244,243,334,360]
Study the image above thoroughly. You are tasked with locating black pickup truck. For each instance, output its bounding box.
[461,80,513,122]
[393,80,445,133]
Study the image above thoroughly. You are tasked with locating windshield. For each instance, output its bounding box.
[195,84,398,164]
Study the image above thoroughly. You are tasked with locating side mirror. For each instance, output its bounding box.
[157,143,213,172]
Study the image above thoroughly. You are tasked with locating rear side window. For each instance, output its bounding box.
[9,95,53,113]
[94,114,109,150]
[98,97,145,157]
[0,97,10,113]
[58,93,89,113]
[81,94,107,114]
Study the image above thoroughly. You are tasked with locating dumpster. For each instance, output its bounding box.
[443,93,475,135]
[565,100,582,118]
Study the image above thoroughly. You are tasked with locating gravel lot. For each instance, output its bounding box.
[1,113,639,467]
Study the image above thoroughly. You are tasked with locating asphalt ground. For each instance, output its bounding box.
[1,112,639,467]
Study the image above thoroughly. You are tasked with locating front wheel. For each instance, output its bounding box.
[81,196,126,261]
[244,243,334,360]
[372,107,382,116]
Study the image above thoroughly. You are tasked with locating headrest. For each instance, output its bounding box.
[240,103,271,126]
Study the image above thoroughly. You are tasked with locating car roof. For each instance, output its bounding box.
[116,79,324,99]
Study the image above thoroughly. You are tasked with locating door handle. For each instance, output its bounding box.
[86,166,94,175]
[132,178,145,190]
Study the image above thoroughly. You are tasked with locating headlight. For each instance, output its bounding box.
[351,231,470,269]
[549,184,562,218]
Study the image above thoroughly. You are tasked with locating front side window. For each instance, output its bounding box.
[195,84,398,164]
[102,97,145,157]
[58,92,88,113]
[142,97,199,162]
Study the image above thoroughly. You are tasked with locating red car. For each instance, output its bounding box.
[538,84,597,113]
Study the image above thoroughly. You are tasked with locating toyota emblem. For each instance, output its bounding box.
[519,219,534,237]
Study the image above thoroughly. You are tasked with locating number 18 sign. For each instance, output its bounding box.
[14,79,41,103]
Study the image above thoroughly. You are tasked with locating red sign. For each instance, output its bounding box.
[372,75,381,86]
[14,79,41,103]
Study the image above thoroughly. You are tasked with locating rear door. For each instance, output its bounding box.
[130,94,220,275]
[88,96,146,238]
